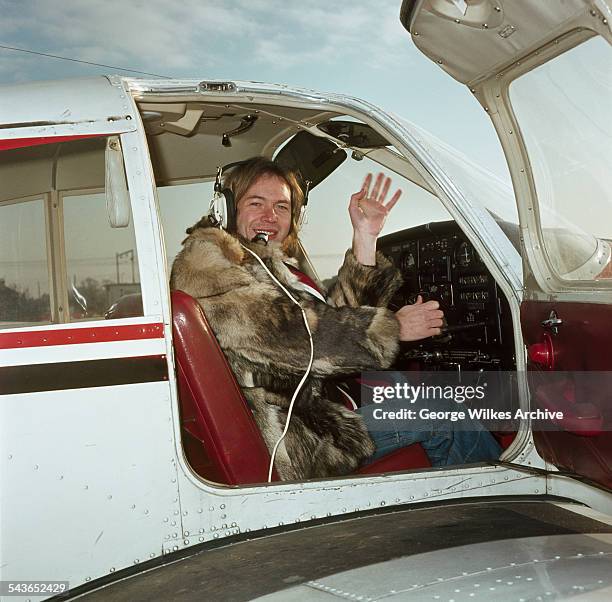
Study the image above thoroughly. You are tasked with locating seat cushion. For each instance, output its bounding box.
[356,445,431,474]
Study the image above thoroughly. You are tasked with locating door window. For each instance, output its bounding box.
[509,36,612,281]
[0,198,50,326]
[63,192,140,320]
[0,136,143,326]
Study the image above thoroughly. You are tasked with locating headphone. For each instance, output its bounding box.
[208,163,241,231]
[208,161,310,233]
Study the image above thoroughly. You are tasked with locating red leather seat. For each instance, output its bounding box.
[171,290,430,484]
[172,290,276,484]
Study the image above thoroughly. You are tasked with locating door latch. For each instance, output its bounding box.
[541,310,563,335]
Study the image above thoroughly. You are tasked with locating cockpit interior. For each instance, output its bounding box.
[133,96,522,480]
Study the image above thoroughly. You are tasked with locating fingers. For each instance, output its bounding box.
[379,177,390,205]
[385,189,402,212]
[362,173,372,191]
[350,174,370,205]
[370,173,383,201]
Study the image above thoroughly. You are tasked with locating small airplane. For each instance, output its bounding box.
[1,0,611,599]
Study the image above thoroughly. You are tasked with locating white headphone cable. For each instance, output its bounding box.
[241,245,314,482]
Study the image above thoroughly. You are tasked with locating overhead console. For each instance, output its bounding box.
[379,221,515,371]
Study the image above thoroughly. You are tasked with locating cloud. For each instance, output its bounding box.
[0,0,412,82]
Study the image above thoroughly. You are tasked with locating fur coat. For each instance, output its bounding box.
[170,225,403,481]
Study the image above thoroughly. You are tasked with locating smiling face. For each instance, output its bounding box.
[235,173,292,243]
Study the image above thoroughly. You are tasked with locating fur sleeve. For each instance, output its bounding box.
[199,287,400,379]
[327,249,403,308]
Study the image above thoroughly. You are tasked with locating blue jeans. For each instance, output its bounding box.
[356,374,502,467]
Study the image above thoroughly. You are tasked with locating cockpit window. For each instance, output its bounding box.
[300,155,450,280]
[509,35,612,280]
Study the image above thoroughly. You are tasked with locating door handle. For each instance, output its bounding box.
[541,310,563,335]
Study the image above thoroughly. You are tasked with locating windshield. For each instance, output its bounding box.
[509,35,612,280]
[394,116,520,228]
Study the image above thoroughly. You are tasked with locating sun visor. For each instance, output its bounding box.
[275,131,347,192]
[317,120,390,149]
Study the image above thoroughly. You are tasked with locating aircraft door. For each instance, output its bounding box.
[0,127,181,588]
[503,34,612,489]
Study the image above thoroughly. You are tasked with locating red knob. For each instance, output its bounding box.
[528,333,554,369]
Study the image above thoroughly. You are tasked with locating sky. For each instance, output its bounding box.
[0,0,510,178]
[1,2,610,306]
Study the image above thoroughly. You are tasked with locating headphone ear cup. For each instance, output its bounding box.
[209,188,236,230]
[297,205,307,229]
[221,188,236,232]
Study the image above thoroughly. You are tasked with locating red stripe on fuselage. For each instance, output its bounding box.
[0,323,164,349]
[0,134,104,151]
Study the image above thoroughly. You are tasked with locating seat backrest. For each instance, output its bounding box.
[171,290,276,485]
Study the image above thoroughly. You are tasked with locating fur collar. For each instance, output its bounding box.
[174,226,301,298]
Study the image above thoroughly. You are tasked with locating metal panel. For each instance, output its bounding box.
[0,382,179,589]
[402,0,607,85]
[0,76,136,127]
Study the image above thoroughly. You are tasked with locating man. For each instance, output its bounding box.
[171,157,500,480]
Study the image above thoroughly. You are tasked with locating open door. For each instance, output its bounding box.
[507,33,612,489]
[402,0,612,488]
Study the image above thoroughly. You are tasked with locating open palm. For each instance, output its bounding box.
[349,172,402,237]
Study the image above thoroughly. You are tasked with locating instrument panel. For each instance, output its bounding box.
[379,221,515,369]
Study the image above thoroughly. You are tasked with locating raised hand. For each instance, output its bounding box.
[349,172,402,238]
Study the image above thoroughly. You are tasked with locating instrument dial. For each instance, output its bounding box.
[454,241,474,267]
[401,252,416,272]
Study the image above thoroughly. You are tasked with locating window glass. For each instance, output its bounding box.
[509,36,612,280]
[158,182,213,266]
[300,155,451,280]
[155,167,449,283]
[63,192,141,320]
[0,199,50,327]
